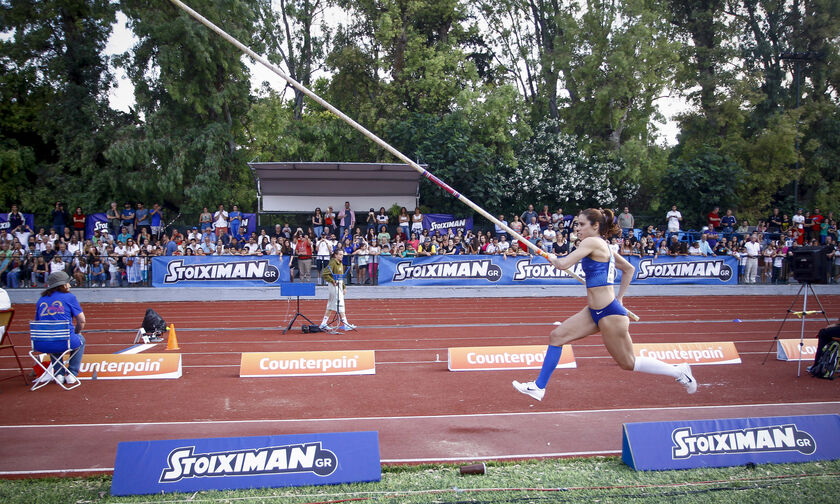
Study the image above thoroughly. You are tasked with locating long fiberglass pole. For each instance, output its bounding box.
[167,0,639,321]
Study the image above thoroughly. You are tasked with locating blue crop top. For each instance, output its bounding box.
[580,250,616,288]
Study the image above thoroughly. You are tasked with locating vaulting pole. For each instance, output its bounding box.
[167,0,639,321]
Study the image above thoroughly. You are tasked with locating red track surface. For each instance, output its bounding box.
[1,295,839,475]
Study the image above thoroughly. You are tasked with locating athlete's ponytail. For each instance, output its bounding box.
[581,208,621,238]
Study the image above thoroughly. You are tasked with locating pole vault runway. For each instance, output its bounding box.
[1,294,839,476]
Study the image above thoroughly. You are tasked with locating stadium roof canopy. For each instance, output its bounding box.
[248,162,423,214]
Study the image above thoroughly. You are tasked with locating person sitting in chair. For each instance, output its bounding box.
[33,271,86,386]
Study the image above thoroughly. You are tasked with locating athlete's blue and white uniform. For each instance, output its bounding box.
[580,246,627,325]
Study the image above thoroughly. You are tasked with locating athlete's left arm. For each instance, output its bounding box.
[613,253,634,304]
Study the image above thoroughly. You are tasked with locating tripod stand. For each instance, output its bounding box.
[763,283,830,376]
[281,282,316,334]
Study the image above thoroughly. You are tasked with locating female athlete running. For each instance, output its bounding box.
[513,208,697,401]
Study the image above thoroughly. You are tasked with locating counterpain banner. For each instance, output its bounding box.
[0,213,35,232]
[421,214,473,235]
[152,255,291,287]
[377,255,738,286]
[111,431,381,496]
[622,414,840,471]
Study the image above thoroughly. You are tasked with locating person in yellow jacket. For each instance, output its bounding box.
[319,248,356,331]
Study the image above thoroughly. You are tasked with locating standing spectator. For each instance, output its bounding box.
[7,204,24,233]
[311,207,324,238]
[803,211,814,242]
[792,209,805,241]
[106,202,121,238]
[706,206,721,231]
[214,204,229,237]
[744,234,761,284]
[120,202,136,237]
[294,229,313,282]
[721,209,737,235]
[410,207,424,236]
[324,206,336,236]
[768,207,782,235]
[509,215,524,237]
[51,202,69,236]
[617,207,634,237]
[812,208,824,244]
[397,207,410,238]
[538,205,551,231]
[338,201,356,239]
[364,208,377,234]
[374,206,389,231]
[772,243,785,284]
[520,204,538,230]
[135,202,150,237]
[494,214,508,240]
[199,207,213,231]
[150,203,163,240]
[666,205,682,236]
[229,205,242,240]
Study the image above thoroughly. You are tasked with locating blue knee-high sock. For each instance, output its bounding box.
[535,345,562,389]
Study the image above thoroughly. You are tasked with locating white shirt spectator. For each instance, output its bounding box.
[214,210,229,228]
[667,210,682,232]
[245,242,260,254]
[792,213,805,230]
[67,241,83,256]
[497,239,510,252]
[745,241,762,258]
[527,222,541,236]
[485,242,499,255]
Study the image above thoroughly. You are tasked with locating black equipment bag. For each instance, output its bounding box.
[301,324,323,333]
[808,325,840,379]
[142,308,167,335]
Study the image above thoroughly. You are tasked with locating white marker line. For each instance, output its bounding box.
[2,401,837,429]
[382,450,623,463]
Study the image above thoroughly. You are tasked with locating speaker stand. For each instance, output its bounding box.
[763,283,830,376]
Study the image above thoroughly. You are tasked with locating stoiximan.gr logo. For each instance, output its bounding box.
[512,259,584,281]
[163,259,279,283]
[391,259,502,282]
[672,424,816,459]
[159,443,337,482]
[636,258,732,281]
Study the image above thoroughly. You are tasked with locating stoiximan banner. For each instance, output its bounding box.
[622,414,840,471]
[111,431,381,495]
[152,255,291,287]
[377,255,737,286]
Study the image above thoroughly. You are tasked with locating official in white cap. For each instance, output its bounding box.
[33,271,86,386]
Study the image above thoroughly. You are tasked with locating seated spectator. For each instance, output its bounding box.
[688,242,702,256]
[73,258,89,287]
[417,239,436,256]
[377,225,390,247]
[89,258,106,287]
[49,254,66,274]
[32,256,48,287]
[526,216,541,237]
[667,235,680,256]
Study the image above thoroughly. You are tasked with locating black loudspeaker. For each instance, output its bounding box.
[791,246,830,284]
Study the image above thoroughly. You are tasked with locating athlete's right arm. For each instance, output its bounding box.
[549,238,594,271]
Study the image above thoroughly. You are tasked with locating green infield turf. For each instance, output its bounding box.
[1,457,838,503]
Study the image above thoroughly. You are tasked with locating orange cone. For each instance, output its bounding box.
[165,324,180,350]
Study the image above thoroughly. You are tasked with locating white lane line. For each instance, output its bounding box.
[382,450,623,463]
[2,401,837,429]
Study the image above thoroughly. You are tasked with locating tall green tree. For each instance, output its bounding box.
[0,0,116,214]
[109,0,256,214]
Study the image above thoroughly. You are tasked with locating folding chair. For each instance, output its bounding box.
[29,320,81,391]
[0,309,29,386]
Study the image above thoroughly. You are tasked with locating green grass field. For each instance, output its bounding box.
[2,457,839,503]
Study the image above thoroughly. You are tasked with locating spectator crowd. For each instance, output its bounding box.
[2,200,839,288]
